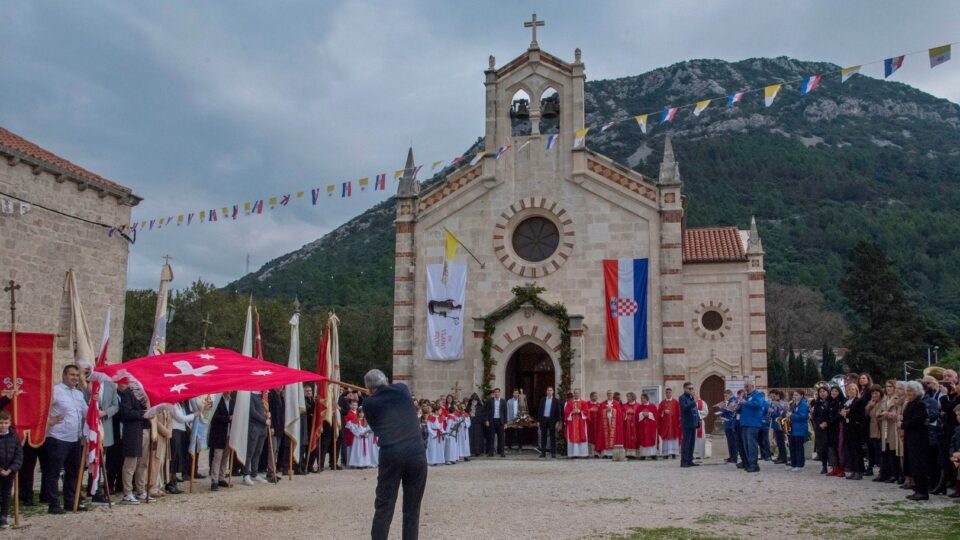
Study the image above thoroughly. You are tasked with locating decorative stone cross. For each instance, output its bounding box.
[162,254,172,265]
[524,13,544,47]
[451,380,462,400]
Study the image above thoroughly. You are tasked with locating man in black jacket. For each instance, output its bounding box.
[363,369,427,540]
[484,388,507,457]
[537,387,561,458]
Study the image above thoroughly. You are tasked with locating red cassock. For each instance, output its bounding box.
[601,400,624,450]
[638,403,659,447]
[621,402,640,450]
[658,398,681,441]
[343,410,358,447]
[564,399,589,444]
[586,400,605,453]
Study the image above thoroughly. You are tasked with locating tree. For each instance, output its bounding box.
[765,283,848,357]
[803,357,821,387]
[840,242,926,379]
[768,350,787,388]
[787,348,804,387]
[820,342,841,380]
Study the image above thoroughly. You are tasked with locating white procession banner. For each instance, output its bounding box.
[425,263,466,360]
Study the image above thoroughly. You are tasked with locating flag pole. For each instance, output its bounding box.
[443,227,485,268]
[189,436,198,494]
[264,393,278,484]
[287,435,294,481]
[98,441,113,509]
[5,280,21,528]
[72,439,88,512]
[227,451,234,487]
[145,435,155,504]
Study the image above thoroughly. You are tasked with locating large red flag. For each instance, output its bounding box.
[97,348,324,406]
[0,332,55,446]
[308,324,330,454]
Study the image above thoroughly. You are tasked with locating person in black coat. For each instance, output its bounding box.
[244,393,269,484]
[298,386,317,474]
[208,392,234,490]
[537,387,562,458]
[825,387,843,475]
[840,383,868,479]
[484,389,508,457]
[362,370,427,540]
[810,387,831,474]
[118,381,147,501]
[467,394,486,457]
[903,381,935,500]
[0,411,23,527]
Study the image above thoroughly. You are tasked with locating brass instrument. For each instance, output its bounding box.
[813,381,829,391]
[778,415,792,433]
[923,365,945,381]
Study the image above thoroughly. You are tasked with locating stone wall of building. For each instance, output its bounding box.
[0,159,134,371]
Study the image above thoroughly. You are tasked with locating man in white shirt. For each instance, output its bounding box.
[42,364,88,514]
[506,389,522,451]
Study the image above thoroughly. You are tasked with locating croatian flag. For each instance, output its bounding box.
[603,258,648,361]
[341,181,352,197]
[660,107,678,124]
[800,75,822,95]
[374,174,386,191]
[727,92,745,107]
[546,134,559,150]
[884,55,904,78]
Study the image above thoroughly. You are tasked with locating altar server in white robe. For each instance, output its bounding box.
[693,395,709,460]
[425,406,447,466]
[347,409,376,469]
[456,406,471,461]
[443,412,461,464]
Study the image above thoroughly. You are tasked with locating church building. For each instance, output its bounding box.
[391,22,766,431]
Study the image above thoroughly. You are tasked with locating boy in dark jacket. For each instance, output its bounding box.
[0,410,24,528]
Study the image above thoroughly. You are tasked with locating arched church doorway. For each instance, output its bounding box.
[504,343,556,446]
[699,375,725,435]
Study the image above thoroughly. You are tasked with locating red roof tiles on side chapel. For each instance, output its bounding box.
[683,227,747,263]
[0,126,133,194]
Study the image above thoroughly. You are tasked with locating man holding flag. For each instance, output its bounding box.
[84,307,118,505]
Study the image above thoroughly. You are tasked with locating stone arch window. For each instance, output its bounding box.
[509,89,532,136]
[539,87,560,135]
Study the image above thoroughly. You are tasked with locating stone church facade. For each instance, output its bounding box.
[0,127,140,370]
[392,37,766,427]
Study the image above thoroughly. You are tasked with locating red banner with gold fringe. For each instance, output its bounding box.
[0,332,55,447]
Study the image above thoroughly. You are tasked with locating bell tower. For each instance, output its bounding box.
[483,15,585,155]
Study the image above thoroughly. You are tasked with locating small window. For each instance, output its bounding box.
[701,310,724,332]
[512,217,560,262]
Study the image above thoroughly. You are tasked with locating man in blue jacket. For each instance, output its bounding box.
[362,369,428,540]
[679,382,700,467]
[739,380,768,473]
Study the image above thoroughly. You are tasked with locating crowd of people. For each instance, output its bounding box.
[8,363,370,524]
[2,364,957,528]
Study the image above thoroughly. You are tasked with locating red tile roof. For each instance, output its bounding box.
[0,126,134,195]
[683,227,747,263]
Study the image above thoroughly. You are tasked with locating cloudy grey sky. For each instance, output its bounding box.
[3,1,958,290]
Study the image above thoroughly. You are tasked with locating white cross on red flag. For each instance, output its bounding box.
[96,348,324,406]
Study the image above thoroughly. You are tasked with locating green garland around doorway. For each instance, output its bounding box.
[478,285,573,400]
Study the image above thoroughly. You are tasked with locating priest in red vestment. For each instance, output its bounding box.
[586,392,604,457]
[621,392,641,457]
[564,389,589,458]
[638,393,659,459]
[600,390,624,457]
[658,387,681,458]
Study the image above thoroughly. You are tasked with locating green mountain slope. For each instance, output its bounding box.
[231,56,960,335]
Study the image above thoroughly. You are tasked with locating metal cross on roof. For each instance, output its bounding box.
[524,13,544,47]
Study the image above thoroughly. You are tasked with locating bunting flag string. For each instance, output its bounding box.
[116,40,955,237]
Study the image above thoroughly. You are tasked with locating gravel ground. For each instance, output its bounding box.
[9,453,954,539]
